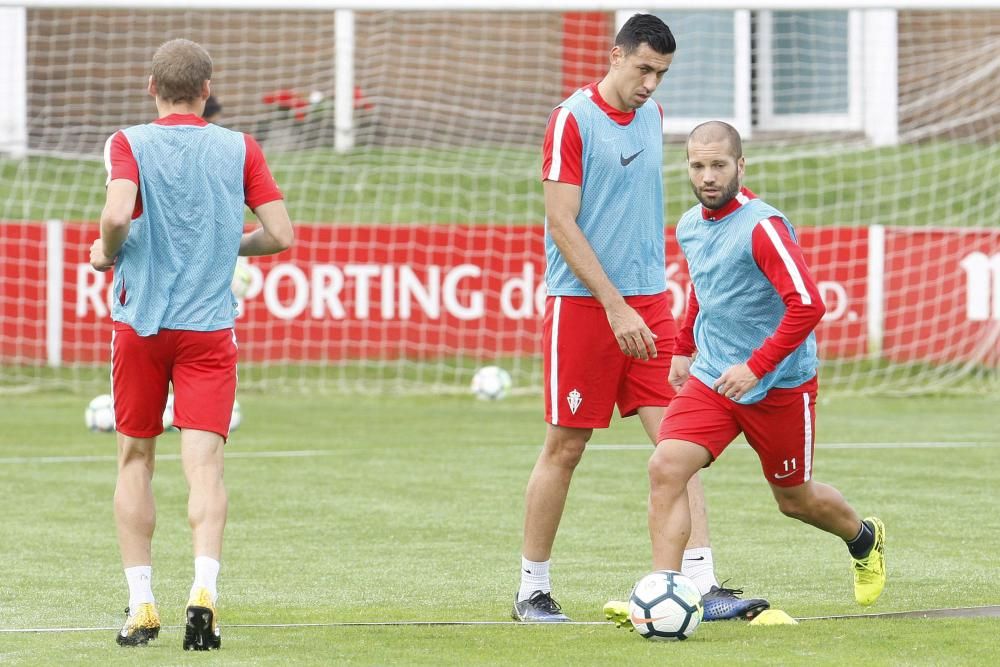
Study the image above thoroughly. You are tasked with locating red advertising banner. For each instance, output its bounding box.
[0,223,46,362]
[882,228,1000,366]
[1,222,996,367]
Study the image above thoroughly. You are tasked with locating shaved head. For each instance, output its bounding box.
[685,120,745,210]
[687,121,742,160]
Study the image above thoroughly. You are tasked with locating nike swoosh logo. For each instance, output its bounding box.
[630,613,670,625]
[620,149,644,166]
[683,556,706,561]
[773,469,797,480]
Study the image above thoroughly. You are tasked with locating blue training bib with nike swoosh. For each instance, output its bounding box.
[544,88,666,297]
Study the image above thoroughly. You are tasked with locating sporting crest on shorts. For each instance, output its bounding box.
[567,389,582,415]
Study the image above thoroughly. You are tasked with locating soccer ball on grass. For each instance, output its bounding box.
[628,570,703,641]
[85,394,116,432]
[162,393,177,431]
[470,365,512,400]
[229,399,242,432]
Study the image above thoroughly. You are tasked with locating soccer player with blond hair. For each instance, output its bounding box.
[91,38,293,650]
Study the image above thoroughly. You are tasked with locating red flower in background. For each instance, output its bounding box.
[262,89,310,121]
[263,87,374,121]
[354,87,374,112]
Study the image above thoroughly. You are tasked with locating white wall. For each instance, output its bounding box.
[0,8,27,158]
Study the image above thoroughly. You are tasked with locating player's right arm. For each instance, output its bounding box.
[241,201,293,256]
[239,135,294,256]
[91,131,140,271]
[542,108,657,360]
[93,179,139,269]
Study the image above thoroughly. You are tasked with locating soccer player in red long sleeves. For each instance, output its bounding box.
[90,39,293,650]
[646,121,886,610]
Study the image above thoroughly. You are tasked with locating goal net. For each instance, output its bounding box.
[1,1,997,395]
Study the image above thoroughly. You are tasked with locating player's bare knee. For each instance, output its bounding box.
[776,497,806,520]
[774,488,815,521]
[545,439,587,469]
[647,452,690,494]
[118,440,155,472]
[542,428,590,468]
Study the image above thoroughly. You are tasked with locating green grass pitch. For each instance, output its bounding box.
[3,141,998,227]
[1,391,997,664]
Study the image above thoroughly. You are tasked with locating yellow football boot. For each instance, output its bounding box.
[852,517,886,606]
[116,603,160,646]
[183,587,221,650]
[603,599,633,630]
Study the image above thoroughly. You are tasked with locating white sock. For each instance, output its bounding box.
[124,565,154,611]
[681,547,719,596]
[518,557,551,602]
[190,556,220,603]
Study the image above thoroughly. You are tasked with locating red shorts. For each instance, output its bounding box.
[111,322,238,439]
[543,293,676,428]
[657,375,818,487]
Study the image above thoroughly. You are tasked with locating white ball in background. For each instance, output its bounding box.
[85,394,116,432]
[229,400,242,432]
[162,394,177,432]
[470,366,513,401]
[231,257,253,299]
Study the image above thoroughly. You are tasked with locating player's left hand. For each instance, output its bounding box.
[605,301,658,360]
[713,363,759,402]
[668,355,692,391]
[89,239,115,272]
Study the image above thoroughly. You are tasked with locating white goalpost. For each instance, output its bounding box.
[1,0,997,395]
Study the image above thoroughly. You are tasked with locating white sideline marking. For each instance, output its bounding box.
[234,621,609,627]
[0,450,337,465]
[588,441,991,451]
[4,606,998,633]
[2,441,993,466]
[0,622,608,633]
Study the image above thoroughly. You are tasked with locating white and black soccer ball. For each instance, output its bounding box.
[162,394,177,432]
[470,365,512,401]
[231,256,253,299]
[229,399,242,432]
[628,570,703,641]
[85,393,116,433]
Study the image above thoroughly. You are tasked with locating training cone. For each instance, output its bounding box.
[749,609,799,626]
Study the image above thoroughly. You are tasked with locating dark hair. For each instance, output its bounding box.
[203,95,222,119]
[615,13,676,56]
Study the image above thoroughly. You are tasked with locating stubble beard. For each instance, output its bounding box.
[692,176,741,211]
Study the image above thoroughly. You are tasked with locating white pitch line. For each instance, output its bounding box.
[0,450,338,465]
[0,626,118,633]
[230,621,609,627]
[5,607,998,633]
[588,441,992,451]
[818,441,992,449]
[0,621,608,633]
[3,441,994,466]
